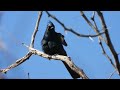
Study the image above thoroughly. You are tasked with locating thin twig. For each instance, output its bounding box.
[108,70,117,79]
[99,41,116,68]
[46,11,104,38]
[91,11,95,21]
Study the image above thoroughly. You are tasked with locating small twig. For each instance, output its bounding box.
[91,12,99,33]
[46,11,104,38]
[91,11,95,21]
[108,70,117,79]
[99,41,116,69]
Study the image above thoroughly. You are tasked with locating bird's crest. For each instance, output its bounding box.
[47,21,55,29]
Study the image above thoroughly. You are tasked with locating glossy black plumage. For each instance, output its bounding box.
[41,21,80,79]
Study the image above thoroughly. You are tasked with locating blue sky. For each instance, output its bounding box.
[0,11,120,79]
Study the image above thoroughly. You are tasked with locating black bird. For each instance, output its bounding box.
[41,21,80,79]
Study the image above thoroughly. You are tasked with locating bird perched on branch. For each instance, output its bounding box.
[41,21,80,79]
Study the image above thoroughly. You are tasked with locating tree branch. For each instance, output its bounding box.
[96,11,120,75]
[80,11,105,41]
[46,11,104,38]
[99,40,116,68]
[80,11,120,76]
[30,11,43,48]
[90,12,116,69]
[0,52,32,73]
[23,43,89,79]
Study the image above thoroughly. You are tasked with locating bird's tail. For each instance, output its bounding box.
[62,61,80,79]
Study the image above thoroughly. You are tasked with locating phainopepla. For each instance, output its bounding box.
[41,21,80,79]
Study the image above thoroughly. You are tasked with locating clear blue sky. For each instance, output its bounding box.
[0,11,120,79]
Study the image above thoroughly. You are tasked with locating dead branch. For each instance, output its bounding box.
[46,11,104,38]
[0,52,32,73]
[99,41,116,68]
[80,11,105,41]
[90,12,116,69]
[80,11,120,77]
[23,43,89,79]
[1,42,89,79]
[96,11,120,75]
[30,11,43,48]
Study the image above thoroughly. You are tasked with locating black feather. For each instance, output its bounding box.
[41,21,80,79]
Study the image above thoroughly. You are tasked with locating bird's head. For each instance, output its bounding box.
[47,21,55,30]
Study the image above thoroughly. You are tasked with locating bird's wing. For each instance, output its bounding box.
[41,39,47,46]
[48,41,57,49]
[57,33,67,46]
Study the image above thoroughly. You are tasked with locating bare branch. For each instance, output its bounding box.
[80,11,120,76]
[96,11,120,75]
[80,11,105,41]
[99,41,116,68]
[46,11,104,38]
[66,28,105,38]
[91,12,98,32]
[30,11,43,48]
[0,52,32,73]
[90,11,116,69]
[24,44,89,79]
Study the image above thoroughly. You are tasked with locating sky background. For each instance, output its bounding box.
[0,11,120,79]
